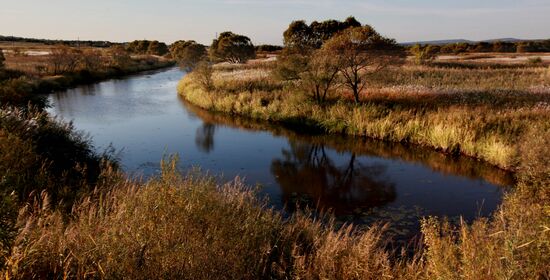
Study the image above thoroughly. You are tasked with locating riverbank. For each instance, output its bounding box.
[32,59,176,94]
[1,58,175,110]
[178,62,550,172]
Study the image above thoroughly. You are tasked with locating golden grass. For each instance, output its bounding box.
[3,151,548,279]
[179,69,549,169]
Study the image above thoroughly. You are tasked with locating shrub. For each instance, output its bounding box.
[528,57,543,65]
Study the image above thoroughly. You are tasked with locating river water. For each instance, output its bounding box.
[47,67,513,238]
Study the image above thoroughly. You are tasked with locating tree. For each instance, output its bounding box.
[283,16,362,51]
[191,60,214,91]
[210,32,255,64]
[170,40,207,71]
[48,45,82,74]
[299,49,340,103]
[278,17,362,82]
[323,26,405,103]
[146,40,169,56]
[81,49,104,71]
[275,49,310,81]
[126,40,169,56]
[283,20,314,53]
[410,44,439,65]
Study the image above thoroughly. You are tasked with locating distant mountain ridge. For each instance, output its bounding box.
[400,38,527,46]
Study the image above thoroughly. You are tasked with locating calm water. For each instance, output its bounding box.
[47,67,513,237]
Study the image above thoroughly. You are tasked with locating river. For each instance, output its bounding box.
[47,67,513,239]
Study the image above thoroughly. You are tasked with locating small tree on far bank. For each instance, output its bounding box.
[192,60,214,91]
[210,32,255,64]
[299,49,340,103]
[170,40,207,71]
[146,40,169,56]
[410,44,439,65]
[48,45,82,74]
[323,26,405,103]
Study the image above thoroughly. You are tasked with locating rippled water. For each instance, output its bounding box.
[47,67,513,238]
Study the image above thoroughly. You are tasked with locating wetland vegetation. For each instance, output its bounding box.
[1,15,549,280]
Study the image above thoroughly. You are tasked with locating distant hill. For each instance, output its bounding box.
[401,38,525,46]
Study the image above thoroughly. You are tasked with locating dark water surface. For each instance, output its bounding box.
[48,67,513,237]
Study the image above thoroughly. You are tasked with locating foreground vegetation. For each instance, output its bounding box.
[2,153,548,279]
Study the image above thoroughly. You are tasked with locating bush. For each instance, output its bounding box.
[528,57,543,65]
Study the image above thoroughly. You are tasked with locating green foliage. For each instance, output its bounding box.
[283,16,362,51]
[322,25,406,103]
[0,109,105,202]
[126,40,169,56]
[170,40,207,71]
[210,32,256,63]
[275,49,310,81]
[410,44,439,64]
[146,40,169,56]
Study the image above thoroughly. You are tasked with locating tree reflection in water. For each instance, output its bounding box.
[195,122,216,153]
[271,141,396,215]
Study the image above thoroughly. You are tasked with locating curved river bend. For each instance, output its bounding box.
[48,67,513,238]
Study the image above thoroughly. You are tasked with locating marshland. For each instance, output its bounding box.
[1,6,549,280]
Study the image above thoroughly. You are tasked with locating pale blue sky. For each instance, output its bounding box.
[1,0,549,44]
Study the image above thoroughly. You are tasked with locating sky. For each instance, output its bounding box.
[1,0,549,45]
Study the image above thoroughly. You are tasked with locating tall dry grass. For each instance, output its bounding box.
[3,158,402,280]
[3,151,548,279]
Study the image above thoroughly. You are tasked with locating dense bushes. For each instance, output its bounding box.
[126,40,170,56]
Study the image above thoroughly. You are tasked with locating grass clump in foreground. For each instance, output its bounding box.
[4,159,396,279]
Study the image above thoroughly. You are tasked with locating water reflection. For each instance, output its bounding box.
[182,98,514,189]
[272,142,396,213]
[195,123,216,153]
